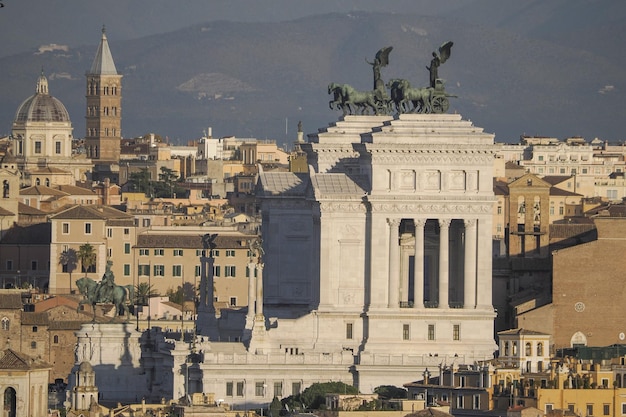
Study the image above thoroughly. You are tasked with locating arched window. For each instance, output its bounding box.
[1,317,9,331]
[525,342,532,356]
[53,335,59,344]
[4,387,16,417]
[512,342,518,356]
[45,179,50,187]
[35,178,41,186]
[504,341,509,356]
[537,342,543,356]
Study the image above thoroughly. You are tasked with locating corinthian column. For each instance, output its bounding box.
[388,218,401,308]
[413,219,425,309]
[438,219,451,309]
[463,219,477,309]
[255,263,264,317]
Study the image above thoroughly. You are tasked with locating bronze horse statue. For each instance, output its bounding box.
[76,276,134,320]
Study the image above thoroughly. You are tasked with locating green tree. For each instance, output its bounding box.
[155,166,185,198]
[166,282,195,306]
[270,397,282,417]
[59,247,78,293]
[297,382,358,410]
[135,282,158,306]
[129,168,151,195]
[77,244,96,277]
[373,385,407,400]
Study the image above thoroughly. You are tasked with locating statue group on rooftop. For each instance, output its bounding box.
[329,41,454,116]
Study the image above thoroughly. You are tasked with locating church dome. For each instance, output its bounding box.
[14,72,70,123]
[79,361,93,373]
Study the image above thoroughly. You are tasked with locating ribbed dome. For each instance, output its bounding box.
[14,73,70,123]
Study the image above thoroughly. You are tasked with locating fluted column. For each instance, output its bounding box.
[438,219,450,308]
[247,262,256,321]
[255,263,264,317]
[463,219,477,309]
[388,218,401,308]
[413,219,425,309]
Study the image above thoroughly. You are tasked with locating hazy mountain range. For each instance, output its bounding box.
[1,0,625,146]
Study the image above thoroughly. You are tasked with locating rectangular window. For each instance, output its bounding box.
[456,396,464,409]
[124,243,131,254]
[346,323,353,339]
[274,382,283,398]
[139,249,149,256]
[31,341,37,349]
[586,405,593,416]
[124,228,130,236]
[226,250,235,257]
[604,404,610,415]
[236,382,244,397]
[453,324,460,340]
[211,249,220,257]
[107,228,113,238]
[6,260,13,271]
[138,264,150,276]
[428,324,435,340]
[173,265,182,277]
[85,222,92,235]
[123,264,130,276]
[403,324,410,340]
[35,141,42,154]
[62,223,70,234]
[226,382,233,397]
[196,249,206,257]
[559,207,564,215]
[195,265,201,277]
[255,382,265,397]
[154,249,164,256]
[473,395,480,409]
[213,265,221,277]
[55,141,61,154]
[142,218,151,227]
[621,403,626,414]
[31,260,38,271]
[292,382,301,396]
[225,265,236,277]
[154,265,165,276]
[459,376,466,387]
[32,326,38,332]
[174,249,184,256]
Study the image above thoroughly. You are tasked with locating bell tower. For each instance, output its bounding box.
[85,26,122,179]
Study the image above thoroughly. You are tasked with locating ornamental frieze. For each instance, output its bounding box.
[370,202,492,214]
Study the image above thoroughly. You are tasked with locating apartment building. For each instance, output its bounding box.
[134,226,256,306]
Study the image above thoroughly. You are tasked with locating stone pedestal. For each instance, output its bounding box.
[72,322,147,403]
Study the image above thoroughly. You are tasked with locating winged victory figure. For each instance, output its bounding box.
[427,41,453,88]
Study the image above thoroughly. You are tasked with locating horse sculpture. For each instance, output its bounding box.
[76,276,134,320]
[387,79,433,114]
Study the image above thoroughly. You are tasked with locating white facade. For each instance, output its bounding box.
[195,114,499,404]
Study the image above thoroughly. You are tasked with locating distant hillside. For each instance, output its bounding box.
[1,10,624,145]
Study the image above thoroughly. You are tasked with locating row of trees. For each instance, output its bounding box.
[128,167,186,198]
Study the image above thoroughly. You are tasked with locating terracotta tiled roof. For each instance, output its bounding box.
[20,185,69,196]
[136,233,253,249]
[541,175,572,185]
[17,202,48,216]
[50,204,131,220]
[0,206,14,216]
[0,222,50,244]
[549,188,581,197]
[498,328,549,336]
[21,311,49,325]
[0,293,22,309]
[0,349,51,370]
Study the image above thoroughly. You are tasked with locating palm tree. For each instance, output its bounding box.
[77,243,96,278]
[135,282,158,306]
[59,248,78,293]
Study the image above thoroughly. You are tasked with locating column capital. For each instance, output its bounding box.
[387,218,401,227]
[438,218,451,228]
[464,218,477,228]
[413,218,426,228]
